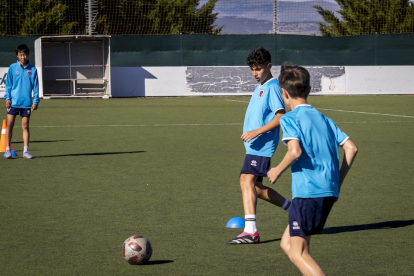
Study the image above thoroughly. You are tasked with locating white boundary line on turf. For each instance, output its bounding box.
[31,123,243,128]
[224,99,414,119]
[317,108,414,119]
[30,121,413,128]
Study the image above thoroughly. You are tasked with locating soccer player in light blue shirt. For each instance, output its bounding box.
[4,44,39,159]
[227,48,292,245]
[267,63,358,275]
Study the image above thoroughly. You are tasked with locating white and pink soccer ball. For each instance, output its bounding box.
[122,235,152,265]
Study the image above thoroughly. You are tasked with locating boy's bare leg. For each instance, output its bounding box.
[280,225,291,255]
[240,173,258,215]
[22,117,30,147]
[255,181,286,207]
[226,174,260,243]
[288,235,325,276]
[6,114,16,147]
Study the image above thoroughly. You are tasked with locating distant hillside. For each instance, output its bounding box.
[278,0,339,23]
[214,0,338,35]
[215,16,273,34]
[216,17,321,35]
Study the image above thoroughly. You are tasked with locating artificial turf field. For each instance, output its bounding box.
[0,95,413,276]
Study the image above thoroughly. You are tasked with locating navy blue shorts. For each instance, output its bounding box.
[7,107,31,117]
[240,154,271,183]
[289,197,336,237]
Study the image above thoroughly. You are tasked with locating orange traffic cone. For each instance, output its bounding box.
[0,119,18,156]
[0,119,7,152]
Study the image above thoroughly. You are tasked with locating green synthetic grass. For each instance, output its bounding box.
[0,95,413,275]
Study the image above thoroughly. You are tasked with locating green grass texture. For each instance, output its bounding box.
[1,95,413,275]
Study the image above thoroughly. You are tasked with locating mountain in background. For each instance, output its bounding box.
[214,0,339,35]
[278,0,339,22]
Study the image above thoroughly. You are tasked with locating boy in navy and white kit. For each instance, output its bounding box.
[227,48,291,244]
[267,63,358,275]
[4,44,39,159]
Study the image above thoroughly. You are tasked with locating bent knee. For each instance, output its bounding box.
[280,241,289,255]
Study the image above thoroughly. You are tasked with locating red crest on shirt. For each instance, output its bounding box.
[27,71,32,75]
[259,90,264,99]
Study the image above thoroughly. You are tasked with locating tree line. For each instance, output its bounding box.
[315,0,414,36]
[0,0,413,36]
[0,0,220,36]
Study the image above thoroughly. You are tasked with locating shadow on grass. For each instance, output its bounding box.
[322,219,414,235]
[13,140,73,143]
[35,151,146,158]
[259,220,414,244]
[141,260,174,265]
[260,238,281,244]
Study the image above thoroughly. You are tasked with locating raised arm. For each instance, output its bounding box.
[241,110,285,142]
[339,139,358,190]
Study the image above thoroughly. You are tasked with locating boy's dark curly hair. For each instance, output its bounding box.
[246,47,271,67]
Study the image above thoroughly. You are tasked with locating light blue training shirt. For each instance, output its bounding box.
[280,105,349,199]
[243,78,285,157]
[4,61,40,108]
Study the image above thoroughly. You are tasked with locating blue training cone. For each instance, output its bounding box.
[226,217,245,228]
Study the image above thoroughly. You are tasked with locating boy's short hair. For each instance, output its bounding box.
[278,62,311,99]
[16,44,30,55]
[246,47,271,67]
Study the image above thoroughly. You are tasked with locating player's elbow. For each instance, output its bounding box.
[350,144,358,155]
[344,140,358,155]
[289,147,302,160]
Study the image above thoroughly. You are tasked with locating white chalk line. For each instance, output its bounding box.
[318,108,414,119]
[28,100,414,128]
[31,123,243,128]
[30,120,412,129]
[224,99,414,119]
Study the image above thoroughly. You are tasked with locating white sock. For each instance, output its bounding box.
[24,146,28,152]
[282,199,292,212]
[6,146,10,151]
[244,214,257,234]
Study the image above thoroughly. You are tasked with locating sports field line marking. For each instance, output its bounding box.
[31,123,242,128]
[224,99,414,119]
[31,121,412,128]
[225,99,250,104]
[317,108,414,119]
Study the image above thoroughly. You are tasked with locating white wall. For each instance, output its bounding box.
[346,66,414,94]
[110,66,414,97]
[111,67,186,97]
[0,67,7,99]
[2,66,413,98]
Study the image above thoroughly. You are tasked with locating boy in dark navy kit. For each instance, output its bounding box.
[227,48,291,245]
[267,63,358,275]
[4,44,39,159]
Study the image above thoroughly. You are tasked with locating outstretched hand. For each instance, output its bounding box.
[241,130,259,142]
